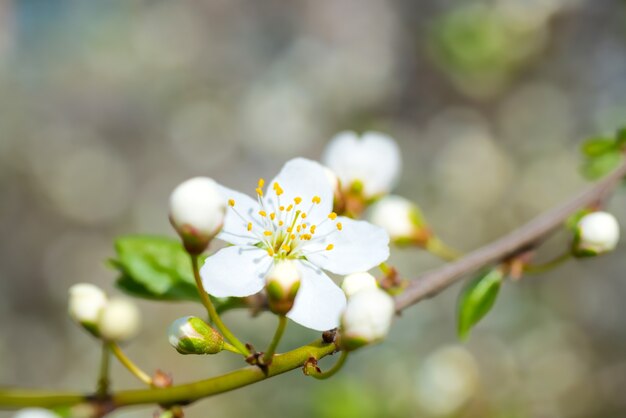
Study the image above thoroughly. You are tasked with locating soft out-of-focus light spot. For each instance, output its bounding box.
[498,82,573,157]
[432,109,513,211]
[30,136,133,225]
[415,345,480,416]
[42,232,113,303]
[132,3,205,70]
[131,172,180,234]
[240,80,318,158]
[168,101,237,168]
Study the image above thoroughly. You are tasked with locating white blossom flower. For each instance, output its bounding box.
[169,177,226,252]
[12,408,61,418]
[68,284,108,333]
[576,211,620,255]
[368,195,425,240]
[168,316,223,355]
[201,158,390,331]
[341,272,378,298]
[322,131,401,198]
[339,288,395,350]
[98,298,141,341]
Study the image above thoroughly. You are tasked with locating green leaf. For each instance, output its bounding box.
[581,151,622,180]
[111,235,201,302]
[565,208,593,231]
[580,137,616,157]
[457,269,504,340]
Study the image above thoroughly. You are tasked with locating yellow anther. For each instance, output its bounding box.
[279,221,284,226]
[302,234,312,240]
[287,227,293,233]
[256,187,264,197]
[279,206,285,211]
[301,213,307,219]
[301,224,308,230]
[294,197,302,205]
[267,248,275,256]
[247,222,252,231]
[326,244,334,251]
[312,196,321,204]
[270,212,276,220]
[290,234,296,240]
[297,225,301,232]
[228,199,235,207]
[264,231,272,236]
[282,244,290,252]
[336,222,343,231]
[259,210,267,217]
[328,212,337,220]
[287,205,293,212]
[310,225,317,234]
[273,182,284,196]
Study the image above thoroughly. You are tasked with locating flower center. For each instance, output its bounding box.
[227,178,342,259]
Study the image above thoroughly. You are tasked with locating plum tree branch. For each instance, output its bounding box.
[394,159,626,311]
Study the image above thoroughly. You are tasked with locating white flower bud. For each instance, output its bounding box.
[169,177,226,254]
[68,283,108,336]
[339,288,395,351]
[368,195,425,242]
[97,298,141,342]
[265,260,302,315]
[341,272,378,298]
[575,211,620,256]
[168,316,224,355]
[13,409,61,418]
[322,131,401,198]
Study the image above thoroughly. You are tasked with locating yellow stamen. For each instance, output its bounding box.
[294,197,302,205]
[326,244,334,251]
[228,199,235,207]
[336,222,343,231]
[282,244,290,252]
[270,212,276,220]
[279,221,284,226]
[328,212,337,220]
[273,182,284,196]
[264,231,272,236]
[310,225,316,234]
[312,196,321,204]
[279,206,285,211]
[256,188,264,197]
[247,222,252,231]
[290,234,296,240]
[267,248,274,256]
[287,227,293,233]
[287,205,293,212]
[301,213,307,219]
[259,210,267,217]
[297,225,301,233]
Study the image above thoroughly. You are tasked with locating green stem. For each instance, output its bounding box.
[189,255,250,357]
[425,237,462,261]
[110,343,153,387]
[0,340,336,410]
[523,252,572,274]
[307,351,348,380]
[96,341,111,397]
[222,342,242,354]
[262,316,287,364]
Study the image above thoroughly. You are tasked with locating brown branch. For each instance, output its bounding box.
[394,160,626,312]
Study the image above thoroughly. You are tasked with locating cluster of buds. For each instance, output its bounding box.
[167,316,224,355]
[68,284,141,342]
[169,177,226,254]
[573,211,620,257]
[337,271,395,351]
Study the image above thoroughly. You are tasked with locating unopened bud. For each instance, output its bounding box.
[265,260,301,316]
[341,272,378,298]
[98,298,141,342]
[168,316,224,355]
[574,211,620,256]
[68,283,108,336]
[338,288,395,351]
[169,177,226,254]
[369,195,426,243]
[12,409,61,418]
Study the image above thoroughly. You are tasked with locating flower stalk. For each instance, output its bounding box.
[96,342,112,397]
[110,343,153,387]
[262,316,288,365]
[304,351,348,380]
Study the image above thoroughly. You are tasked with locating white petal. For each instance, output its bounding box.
[200,246,271,297]
[265,158,333,225]
[322,131,401,197]
[216,185,263,246]
[303,217,390,275]
[287,261,346,331]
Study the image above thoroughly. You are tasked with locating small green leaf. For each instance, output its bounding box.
[457,269,504,340]
[616,128,626,148]
[581,137,616,157]
[565,208,593,231]
[581,151,622,180]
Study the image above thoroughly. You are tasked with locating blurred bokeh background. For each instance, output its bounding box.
[2,0,626,417]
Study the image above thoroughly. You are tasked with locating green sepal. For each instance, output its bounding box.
[456,268,504,341]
